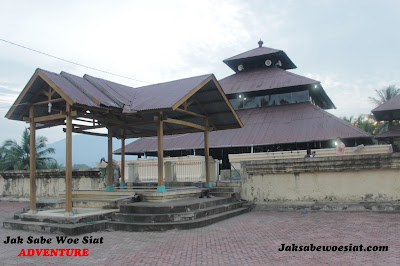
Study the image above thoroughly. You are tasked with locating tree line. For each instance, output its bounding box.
[342,85,399,136]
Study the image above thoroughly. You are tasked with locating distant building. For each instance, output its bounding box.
[119,41,372,169]
[372,93,400,151]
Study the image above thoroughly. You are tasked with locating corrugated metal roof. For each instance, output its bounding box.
[122,102,371,154]
[372,94,400,112]
[6,69,242,136]
[133,74,213,112]
[224,46,281,62]
[372,94,400,121]
[40,69,99,107]
[220,67,318,95]
[375,129,400,139]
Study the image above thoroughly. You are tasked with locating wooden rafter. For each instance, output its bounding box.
[171,75,213,110]
[32,98,65,106]
[175,107,206,118]
[193,97,217,130]
[164,118,207,131]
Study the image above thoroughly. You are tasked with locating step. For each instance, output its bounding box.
[216,181,241,187]
[113,202,243,223]
[120,197,232,214]
[208,192,234,198]
[211,187,235,192]
[3,219,107,236]
[107,207,249,232]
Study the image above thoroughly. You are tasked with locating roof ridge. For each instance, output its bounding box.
[223,46,281,62]
[135,73,212,90]
[83,74,125,108]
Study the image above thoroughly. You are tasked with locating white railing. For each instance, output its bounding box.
[124,156,219,183]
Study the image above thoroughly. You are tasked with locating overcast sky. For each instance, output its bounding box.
[1,0,399,145]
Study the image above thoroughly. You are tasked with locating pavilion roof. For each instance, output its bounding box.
[118,102,370,155]
[372,94,400,121]
[223,46,296,72]
[6,68,243,138]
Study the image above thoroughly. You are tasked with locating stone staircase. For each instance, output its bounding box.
[208,181,241,199]
[4,189,249,235]
[107,197,248,232]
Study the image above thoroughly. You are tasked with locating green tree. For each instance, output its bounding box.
[368,85,400,107]
[0,129,56,170]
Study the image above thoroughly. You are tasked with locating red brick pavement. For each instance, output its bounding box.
[0,201,399,265]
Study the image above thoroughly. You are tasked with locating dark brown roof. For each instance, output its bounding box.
[220,67,319,95]
[223,46,296,72]
[224,46,281,61]
[120,102,370,154]
[375,125,400,139]
[6,69,243,137]
[372,94,400,121]
[375,129,400,139]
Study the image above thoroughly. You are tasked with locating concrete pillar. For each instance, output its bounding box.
[128,162,139,183]
[165,161,176,182]
[209,159,219,182]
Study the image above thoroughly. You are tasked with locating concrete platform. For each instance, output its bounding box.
[4,196,249,235]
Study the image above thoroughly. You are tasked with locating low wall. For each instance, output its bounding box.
[230,144,393,172]
[240,153,400,203]
[0,169,102,199]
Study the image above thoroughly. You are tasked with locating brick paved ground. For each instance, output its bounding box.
[0,201,399,265]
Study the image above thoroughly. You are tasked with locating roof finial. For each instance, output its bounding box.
[258,39,263,47]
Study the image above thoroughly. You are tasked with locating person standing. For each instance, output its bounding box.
[336,137,345,156]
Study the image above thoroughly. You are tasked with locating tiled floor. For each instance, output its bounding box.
[0,201,399,265]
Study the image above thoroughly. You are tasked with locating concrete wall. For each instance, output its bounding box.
[230,144,393,172]
[0,169,102,199]
[240,153,400,203]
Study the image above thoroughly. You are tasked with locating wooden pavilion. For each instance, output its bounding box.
[5,68,243,214]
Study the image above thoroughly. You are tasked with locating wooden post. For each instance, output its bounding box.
[29,106,37,213]
[157,114,165,192]
[120,129,126,189]
[204,126,211,188]
[107,129,114,191]
[65,104,73,213]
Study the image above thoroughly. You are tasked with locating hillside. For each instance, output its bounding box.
[48,135,137,167]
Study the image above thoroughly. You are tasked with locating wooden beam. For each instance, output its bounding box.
[211,77,244,128]
[121,129,126,184]
[63,128,108,137]
[32,98,64,106]
[157,114,164,187]
[107,129,113,187]
[193,98,217,130]
[65,104,73,213]
[175,107,206,118]
[38,71,74,105]
[24,110,77,123]
[29,106,36,212]
[164,118,207,131]
[172,75,213,110]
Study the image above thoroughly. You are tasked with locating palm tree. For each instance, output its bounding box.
[0,129,56,170]
[369,85,400,107]
[342,115,354,124]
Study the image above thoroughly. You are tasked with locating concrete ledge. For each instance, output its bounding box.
[254,201,400,212]
[138,188,203,202]
[243,153,400,174]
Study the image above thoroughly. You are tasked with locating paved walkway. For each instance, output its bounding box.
[0,201,399,265]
